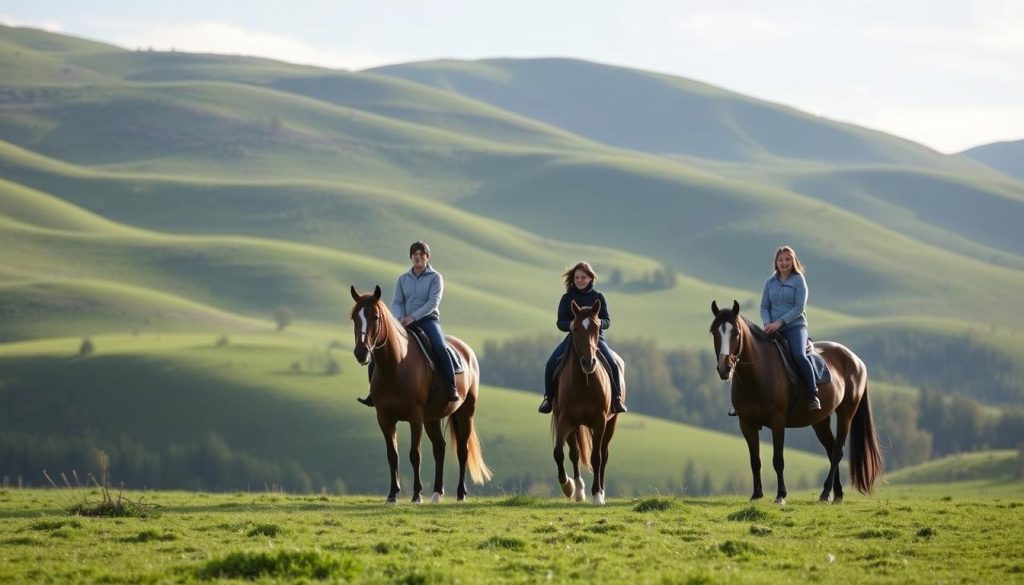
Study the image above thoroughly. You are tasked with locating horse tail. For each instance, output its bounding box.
[575,426,593,472]
[450,415,492,485]
[849,383,884,494]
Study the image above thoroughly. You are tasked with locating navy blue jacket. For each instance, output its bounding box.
[556,284,610,336]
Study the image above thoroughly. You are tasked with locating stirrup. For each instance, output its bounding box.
[356,394,374,407]
[808,396,821,411]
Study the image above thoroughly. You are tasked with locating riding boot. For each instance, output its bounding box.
[447,385,460,402]
[611,381,627,414]
[808,394,821,411]
[538,394,553,414]
[356,393,374,407]
[728,408,737,416]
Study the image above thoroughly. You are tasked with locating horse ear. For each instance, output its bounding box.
[711,300,720,316]
[571,300,580,315]
[350,285,361,302]
[732,299,740,315]
[373,285,382,300]
[593,299,601,313]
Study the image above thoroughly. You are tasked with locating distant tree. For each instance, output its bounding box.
[274,306,294,331]
[78,337,94,357]
[215,334,229,347]
[325,357,341,376]
[607,267,623,287]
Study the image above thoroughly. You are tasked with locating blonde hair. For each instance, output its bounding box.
[563,261,597,289]
[773,245,805,275]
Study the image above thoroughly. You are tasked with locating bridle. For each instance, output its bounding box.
[356,303,388,356]
[569,315,600,382]
[716,318,746,381]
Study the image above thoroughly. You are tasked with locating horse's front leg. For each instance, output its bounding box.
[567,428,584,502]
[554,420,574,498]
[739,420,763,500]
[425,420,446,503]
[408,418,424,504]
[589,422,606,505]
[377,414,401,503]
[770,424,787,505]
[598,415,618,502]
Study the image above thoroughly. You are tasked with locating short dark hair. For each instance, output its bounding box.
[409,241,431,258]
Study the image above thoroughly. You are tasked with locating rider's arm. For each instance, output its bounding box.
[408,272,443,322]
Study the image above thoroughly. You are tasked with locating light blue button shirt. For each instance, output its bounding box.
[760,272,808,331]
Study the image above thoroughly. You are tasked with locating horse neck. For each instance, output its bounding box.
[372,303,408,369]
[734,318,770,381]
[563,330,609,392]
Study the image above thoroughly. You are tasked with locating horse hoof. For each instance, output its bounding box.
[775,497,786,506]
[457,496,467,503]
[385,498,397,505]
[431,492,442,504]
[832,496,844,505]
[560,479,574,498]
[574,478,586,503]
[592,492,606,506]
[412,495,422,505]
[818,497,830,504]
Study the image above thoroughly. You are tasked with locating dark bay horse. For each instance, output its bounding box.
[710,300,882,504]
[350,285,491,503]
[551,300,623,505]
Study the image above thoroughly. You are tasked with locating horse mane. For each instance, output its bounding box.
[350,296,401,345]
[743,316,773,342]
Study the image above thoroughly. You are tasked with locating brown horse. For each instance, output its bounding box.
[710,300,882,504]
[349,285,491,503]
[551,300,623,505]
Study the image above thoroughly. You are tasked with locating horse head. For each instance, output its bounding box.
[710,299,742,380]
[350,285,386,365]
[570,299,602,375]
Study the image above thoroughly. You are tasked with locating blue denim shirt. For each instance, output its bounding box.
[760,272,808,331]
[390,265,443,321]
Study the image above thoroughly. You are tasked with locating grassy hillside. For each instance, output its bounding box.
[960,139,1024,182]
[370,58,988,173]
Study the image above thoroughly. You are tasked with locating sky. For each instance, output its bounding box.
[3,1,1022,154]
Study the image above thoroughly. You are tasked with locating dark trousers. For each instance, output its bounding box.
[543,335,622,400]
[780,324,817,397]
[367,315,456,391]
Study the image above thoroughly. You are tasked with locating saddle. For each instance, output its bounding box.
[407,326,464,396]
[772,336,832,387]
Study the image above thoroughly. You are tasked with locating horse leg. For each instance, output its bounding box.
[770,424,787,505]
[811,417,838,503]
[567,428,585,501]
[598,415,618,504]
[830,412,854,504]
[739,420,763,500]
[425,420,446,503]
[589,421,606,505]
[449,415,470,501]
[554,420,573,498]
[408,419,424,504]
[377,415,401,503]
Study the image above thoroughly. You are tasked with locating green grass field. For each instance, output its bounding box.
[2,484,1023,584]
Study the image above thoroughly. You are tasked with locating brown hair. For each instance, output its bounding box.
[773,245,805,275]
[409,241,431,258]
[562,261,597,290]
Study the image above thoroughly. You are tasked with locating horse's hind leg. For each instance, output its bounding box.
[408,419,424,504]
[449,414,470,501]
[812,417,840,503]
[425,420,446,503]
[596,416,617,505]
[554,421,574,498]
[829,409,855,504]
[568,429,584,501]
[769,424,787,505]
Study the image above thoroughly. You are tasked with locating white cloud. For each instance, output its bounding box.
[108,20,409,71]
[671,11,788,44]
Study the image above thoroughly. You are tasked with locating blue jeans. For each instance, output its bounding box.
[367,315,456,391]
[544,335,621,400]
[413,315,457,391]
[779,324,817,398]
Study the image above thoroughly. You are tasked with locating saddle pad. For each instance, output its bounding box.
[773,341,832,386]
[809,352,831,386]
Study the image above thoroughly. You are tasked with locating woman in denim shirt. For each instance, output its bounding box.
[759,245,821,411]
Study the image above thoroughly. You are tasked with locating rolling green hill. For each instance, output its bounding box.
[960,139,1024,182]
[2,24,1024,492]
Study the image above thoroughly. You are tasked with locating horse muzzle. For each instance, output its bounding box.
[580,356,598,375]
[716,354,733,380]
[353,345,370,365]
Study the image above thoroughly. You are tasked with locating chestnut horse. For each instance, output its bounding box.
[349,285,491,503]
[551,300,623,505]
[710,300,882,504]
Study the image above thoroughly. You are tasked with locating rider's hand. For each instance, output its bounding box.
[400,317,414,327]
[764,321,782,334]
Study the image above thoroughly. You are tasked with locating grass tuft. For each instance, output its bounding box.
[197,549,360,581]
[855,528,901,539]
[120,530,178,543]
[633,497,677,512]
[718,539,764,557]
[749,524,773,536]
[246,523,281,538]
[726,505,774,522]
[31,519,82,531]
[496,495,542,507]
[480,536,527,550]
[915,526,936,539]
